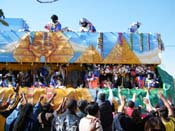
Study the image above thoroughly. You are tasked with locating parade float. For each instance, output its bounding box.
[0,18,174,109]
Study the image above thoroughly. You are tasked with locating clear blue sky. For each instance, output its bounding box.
[1,0,175,77]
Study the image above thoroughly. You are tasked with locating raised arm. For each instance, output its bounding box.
[21,92,28,104]
[47,93,56,104]
[118,88,126,113]
[10,86,20,106]
[158,91,174,116]
[5,96,24,131]
[0,93,13,110]
[107,82,113,105]
[143,89,155,112]
[55,96,67,114]
[32,95,44,121]
[118,95,126,113]
[132,93,136,103]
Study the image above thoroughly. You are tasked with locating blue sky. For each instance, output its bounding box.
[1,0,175,77]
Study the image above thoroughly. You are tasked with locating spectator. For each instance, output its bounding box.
[76,100,88,119]
[144,116,165,131]
[52,99,80,131]
[126,93,137,117]
[37,94,56,131]
[131,108,144,131]
[5,93,43,131]
[97,92,113,131]
[112,92,136,131]
[79,102,103,131]
[158,91,175,131]
[13,103,37,131]
[0,90,19,131]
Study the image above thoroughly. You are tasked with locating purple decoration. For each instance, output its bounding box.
[118,32,123,45]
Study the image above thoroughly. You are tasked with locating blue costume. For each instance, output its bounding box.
[50,22,61,32]
[45,14,62,32]
[79,18,96,32]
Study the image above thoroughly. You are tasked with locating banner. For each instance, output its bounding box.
[0,31,163,64]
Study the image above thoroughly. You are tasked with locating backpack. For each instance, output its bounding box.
[54,114,79,131]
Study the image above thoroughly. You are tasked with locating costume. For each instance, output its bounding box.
[79,18,96,32]
[129,22,141,33]
[45,14,62,32]
[50,22,61,32]
[45,22,61,32]
[80,23,96,32]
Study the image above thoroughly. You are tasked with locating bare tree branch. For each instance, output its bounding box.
[36,0,59,3]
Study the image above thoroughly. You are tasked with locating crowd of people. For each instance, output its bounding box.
[44,14,141,33]
[0,13,166,131]
[84,64,161,89]
[0,64,161,89]
[44,14,96,33]
[0,83,174,131]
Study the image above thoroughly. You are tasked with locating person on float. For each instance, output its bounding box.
[45,14,62,32]
[79,17,96,32]
[86,70,99,89]
[129,21,141,33]
[33,77,45,88]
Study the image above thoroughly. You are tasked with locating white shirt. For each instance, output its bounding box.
[79,114,103,131]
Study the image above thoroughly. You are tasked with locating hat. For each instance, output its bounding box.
[79,17,88,24]
[51,14,58,23]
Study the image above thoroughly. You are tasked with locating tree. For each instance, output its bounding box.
[36,0,59,3]
[0,9,9,26]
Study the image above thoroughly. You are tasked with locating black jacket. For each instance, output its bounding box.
[99,100,113,131]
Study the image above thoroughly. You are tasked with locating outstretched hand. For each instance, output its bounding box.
[143,97,149,105]
[132,93,137,102]
[158,90,164,99]
[121,96,126,105]
[55,96,68,114]
[88,118,100,131]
